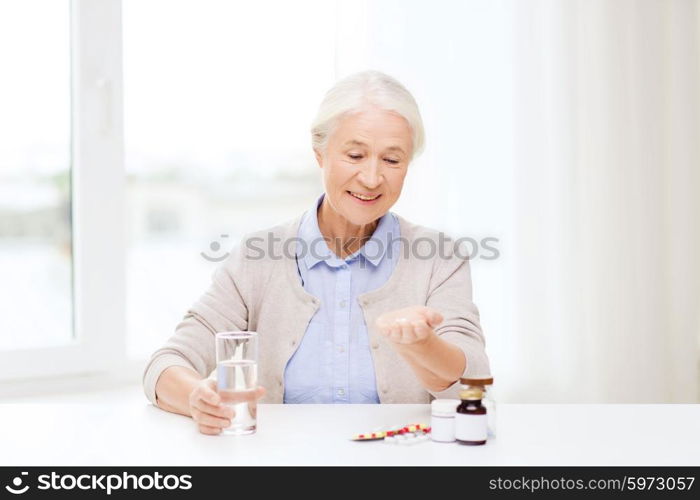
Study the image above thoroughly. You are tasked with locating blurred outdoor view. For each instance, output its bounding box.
[0,0,335,359]
[123,0,332,359]
[0,1,73,350]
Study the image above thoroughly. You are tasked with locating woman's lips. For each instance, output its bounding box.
[347,191,382,205]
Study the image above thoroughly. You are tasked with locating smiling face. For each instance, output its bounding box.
[314,107,413,226]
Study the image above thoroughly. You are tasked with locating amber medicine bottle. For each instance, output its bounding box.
[460,375,495,438]
[455,387,487,445]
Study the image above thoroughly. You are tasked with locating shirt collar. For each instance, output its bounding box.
[298,193,395,269]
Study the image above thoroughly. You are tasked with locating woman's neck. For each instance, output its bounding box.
[317,197,378,259]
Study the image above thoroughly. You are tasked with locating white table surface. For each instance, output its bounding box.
[1,387,698,466]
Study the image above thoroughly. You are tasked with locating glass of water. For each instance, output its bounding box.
[215,331,258,436]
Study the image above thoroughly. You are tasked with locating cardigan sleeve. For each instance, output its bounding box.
[141,237,251,406]
[423,240,491,401]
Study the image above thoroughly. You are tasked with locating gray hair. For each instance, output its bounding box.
[310,70,425,161]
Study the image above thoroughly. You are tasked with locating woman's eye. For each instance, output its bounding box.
[347,154,399,164]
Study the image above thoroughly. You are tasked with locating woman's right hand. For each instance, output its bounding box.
[188,379,266,435]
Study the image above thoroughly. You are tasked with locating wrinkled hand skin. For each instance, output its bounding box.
[189,378,266,435]
[375,306,443,346]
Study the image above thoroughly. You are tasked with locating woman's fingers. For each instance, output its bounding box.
[198,424,222,436]
[191,407,231,429]
[194,386,266,435]
[412,319,432,341]
[193,385,264,422]
[219,387,263,405]
[389,321,402,342]
[197,380,221,406]
[376,307,444,345]
[431,311,444,327]
[398,318,417,344]
[192,397,234,419]
[388,323,403,343]
[376,316,392,336]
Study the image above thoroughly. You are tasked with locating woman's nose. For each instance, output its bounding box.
[357,159,382,189]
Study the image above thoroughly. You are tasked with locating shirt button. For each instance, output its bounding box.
[291,339,297,346]
[337,388,345,396]
[339,300,347,308]
[371,342,379,350]
[338,345,345,353]
[381,387,388,393]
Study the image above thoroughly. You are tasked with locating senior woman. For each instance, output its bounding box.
[143,70,491,435]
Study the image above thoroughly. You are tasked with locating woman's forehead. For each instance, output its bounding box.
[331,110,412,148]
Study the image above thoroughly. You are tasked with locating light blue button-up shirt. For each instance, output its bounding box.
[283,193,400,404]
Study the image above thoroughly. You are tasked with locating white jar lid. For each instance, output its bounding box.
[431,398,460,414]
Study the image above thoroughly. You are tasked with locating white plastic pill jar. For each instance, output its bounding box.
[430,399,460,442]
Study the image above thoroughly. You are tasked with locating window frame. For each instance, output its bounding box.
[0,0,126,381]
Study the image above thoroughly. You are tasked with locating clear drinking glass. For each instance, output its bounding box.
[215,331,259,435]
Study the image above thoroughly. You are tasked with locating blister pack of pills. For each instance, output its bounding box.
[351,423,431,445]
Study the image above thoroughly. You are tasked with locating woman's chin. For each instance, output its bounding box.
[341,206,385,226]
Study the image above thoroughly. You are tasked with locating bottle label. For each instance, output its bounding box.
[455,413,487,441]
[483,400,496,437]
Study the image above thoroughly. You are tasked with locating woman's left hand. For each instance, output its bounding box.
[375,306,444,346]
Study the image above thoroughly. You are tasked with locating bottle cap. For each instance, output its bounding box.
[459,388,484,400]
[460,375,493,386]
[431,398,460,414]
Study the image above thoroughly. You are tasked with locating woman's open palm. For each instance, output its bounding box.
[375,306,443,345]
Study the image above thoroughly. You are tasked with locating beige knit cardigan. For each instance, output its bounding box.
[142,212,491,405]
